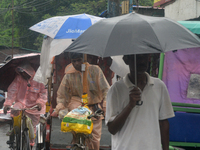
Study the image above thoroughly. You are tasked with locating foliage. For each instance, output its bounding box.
[133,0,154,6]
[0,0,152,50]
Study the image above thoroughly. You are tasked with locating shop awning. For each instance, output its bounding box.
[178,21,200,34]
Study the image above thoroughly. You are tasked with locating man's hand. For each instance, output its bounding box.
[36,103,42,111]
[108,87,141,135]
[129,87,141,108]
[11,109,20,116]
[51,111,58,117]
[3,105,10,114]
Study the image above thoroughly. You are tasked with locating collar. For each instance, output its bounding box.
[65,62,91,74]
[123,72,154,88]
[65,63,79,74]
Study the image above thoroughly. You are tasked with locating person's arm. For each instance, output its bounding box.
[4,75,20,106]
[96,66,110,115]
[54,75,70,114]
[108,104,133,135]
[4,76,20,114]
[159,81,174,150]
[159,119,170,150]
[107,87,141,135]
[36,83,47,111]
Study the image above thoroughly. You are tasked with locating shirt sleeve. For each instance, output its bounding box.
[159,81,175,120]
[36,83,47,106]
[97,66,110,96]
[105,84,119,125]
[56,74,71,110]
[4,75,20,106]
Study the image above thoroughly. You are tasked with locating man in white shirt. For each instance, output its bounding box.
[105,54,174,150]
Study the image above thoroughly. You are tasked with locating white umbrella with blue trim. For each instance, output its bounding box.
[29,13,104,39]
[29,13,104,59]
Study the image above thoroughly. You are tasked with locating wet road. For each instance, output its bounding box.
[0,122,10,150]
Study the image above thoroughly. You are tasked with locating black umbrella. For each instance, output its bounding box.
[65,12,200,85]
[0,53,40,91]
[65,12,200,105]
[65,12,200,57]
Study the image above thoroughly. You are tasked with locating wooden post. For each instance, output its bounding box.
[12,0,14,58]
[82,54,88,94]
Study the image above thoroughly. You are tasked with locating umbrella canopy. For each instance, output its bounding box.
[0,53,40,91]
[29,13,104,39]
[65,12,200,57]
[178,21,200,35]
[30,14,104,85]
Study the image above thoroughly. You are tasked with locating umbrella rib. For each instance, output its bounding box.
[140,18,164,52]
[103,16,133,57]
[54,16,71,39]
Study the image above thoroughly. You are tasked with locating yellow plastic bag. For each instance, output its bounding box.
[13,113,22,129]
[61,106,93,134]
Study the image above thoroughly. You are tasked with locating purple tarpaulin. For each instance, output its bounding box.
[163,47,200,104]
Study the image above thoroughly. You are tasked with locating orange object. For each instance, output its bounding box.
[82,54,88,94]
[81,93,88,105]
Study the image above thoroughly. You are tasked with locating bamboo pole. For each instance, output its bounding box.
[11,0,14,58]
[82,54,88,94]
[158,53,165,80]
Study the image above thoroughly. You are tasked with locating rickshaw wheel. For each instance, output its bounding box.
[71,146,83,150]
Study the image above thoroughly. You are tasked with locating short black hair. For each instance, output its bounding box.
[122,55,129,65]
[69,52,83,59]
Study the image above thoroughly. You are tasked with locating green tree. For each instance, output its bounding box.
[0,0,13,47]
[0,0,107,50]
[134,0,154,6]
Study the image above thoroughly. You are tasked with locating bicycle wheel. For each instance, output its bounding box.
[71,145,83,150]
[22,130,30,150]
[36,123,46,150]
[15,127,20,150]
[10,126,20,150]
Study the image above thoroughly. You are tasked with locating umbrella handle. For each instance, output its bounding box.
[136,101,143,106]
[136,85,143,106]
[134,55,137,87]
[131,86,143,106]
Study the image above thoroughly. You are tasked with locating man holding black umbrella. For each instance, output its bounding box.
[105,54,174,150]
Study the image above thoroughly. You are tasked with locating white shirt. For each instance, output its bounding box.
[105,73,175,150]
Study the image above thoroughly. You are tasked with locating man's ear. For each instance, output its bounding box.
[123,55,129,65]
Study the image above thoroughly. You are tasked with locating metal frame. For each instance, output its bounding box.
[170,102,200,148]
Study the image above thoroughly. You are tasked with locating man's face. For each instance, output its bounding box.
[127,54,150,74]
[71,57,83,72]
